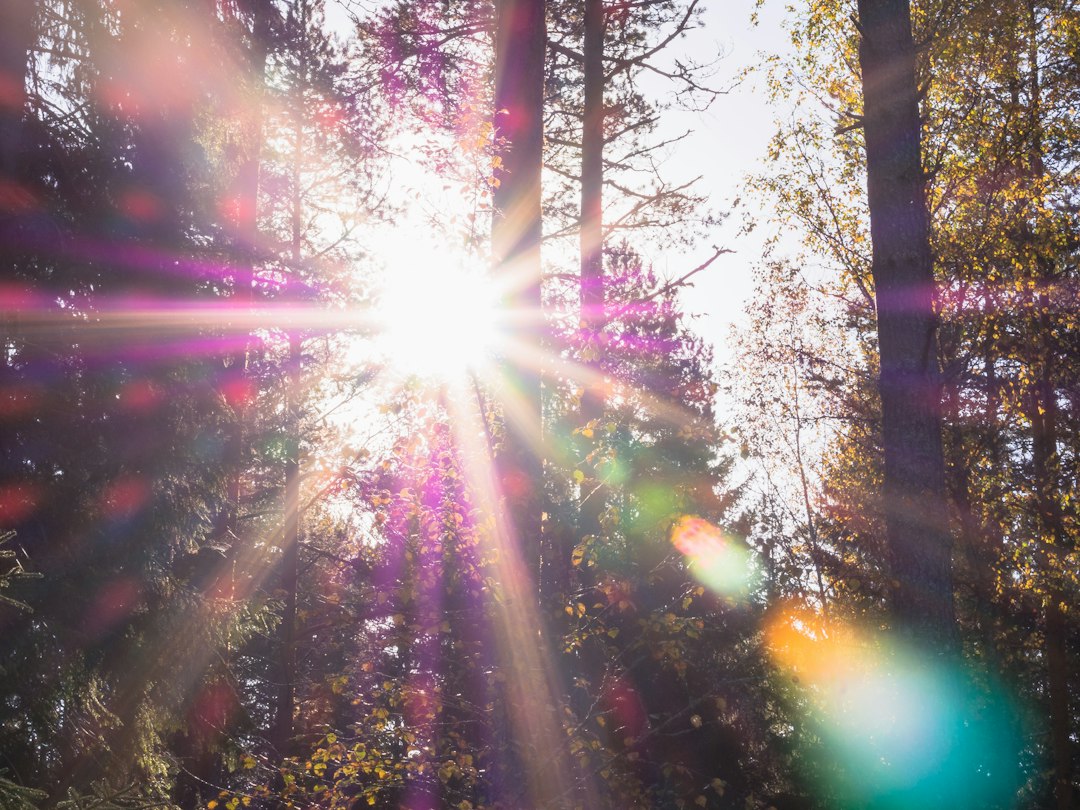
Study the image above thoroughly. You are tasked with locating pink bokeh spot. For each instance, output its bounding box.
[82,577,142,638]
[0,482,41,523]
[117,379,164,412]
[101,476,151,519]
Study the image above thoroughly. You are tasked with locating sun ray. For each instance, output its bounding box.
[442,377,601,807]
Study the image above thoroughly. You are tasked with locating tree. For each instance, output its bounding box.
[750,0,1080,801]
[856,0,954,646]
[491,0,546,568]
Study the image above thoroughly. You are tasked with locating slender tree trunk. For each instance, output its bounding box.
[177,7,271,799]
[1029,336,1071,810]
[273,331,301,755]
[489,4,594,805]
[219,1,271,549]
[492,0,546,575]
[946,422,1002,665]
[1020,3,1072,801]
[855,0,955,647]
[1045,593,1072,810]
[576,0,605,547]
[273,79,306,756]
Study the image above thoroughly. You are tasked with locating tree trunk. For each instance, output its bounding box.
[273,76,307,755]
[576,0,605,547]
[273,330,301,756]
[1020,2,1072,801]
[855,0,955,647]
[1045,590,1072,810]
[489,3,591,805]
[1029,339,1071,810]
[492,0,546,575]
[219,0,271,549]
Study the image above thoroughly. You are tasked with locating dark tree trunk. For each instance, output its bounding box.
[219,0,271,549]
[1045,591,1072,810]
[178,6,272,798]
[1031,288,1071,810]
[492,0,546,575]
[1021,2,1072,801]
[489,4,591,806]
[273,90,306,756]
[576,0,605,546]
[1029,341,1071,810]
[856,0,955,647]
[273,330,301,756]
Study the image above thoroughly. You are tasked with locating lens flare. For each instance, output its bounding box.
[670,516,753,598]
[765,606,1022,808]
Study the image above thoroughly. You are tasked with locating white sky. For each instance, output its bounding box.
[326,0,798,368]
[645,0,794,363]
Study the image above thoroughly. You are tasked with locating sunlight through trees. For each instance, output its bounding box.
[0,0,1076,808]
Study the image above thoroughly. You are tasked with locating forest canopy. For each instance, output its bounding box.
[0,0,1077,808]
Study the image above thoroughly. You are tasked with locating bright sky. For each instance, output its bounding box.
[326,0,797,372]
[647,0,794,363]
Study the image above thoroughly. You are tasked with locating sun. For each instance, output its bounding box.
[374,236,503,381]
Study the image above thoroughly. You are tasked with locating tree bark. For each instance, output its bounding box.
[1029,329,1071,810]
[273,65,307,755]
[576,0,605,546]
[1020,2,1072,801]
[273,331,301,756]
[490,4,591,806]
[219,0,271,549]
[492,0,546,573]
[856,0,955,648]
